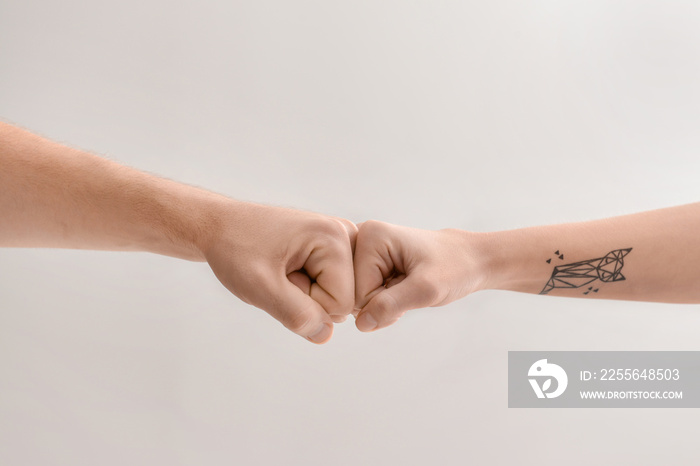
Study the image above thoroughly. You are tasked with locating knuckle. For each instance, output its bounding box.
[372,292,399,317]
[315,218,349,244]
[335,217,358,235]
[359,219,385,234]
[283,309,314,334]
[356,219,387,244]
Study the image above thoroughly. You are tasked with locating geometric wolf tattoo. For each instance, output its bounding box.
[539,248,632,295]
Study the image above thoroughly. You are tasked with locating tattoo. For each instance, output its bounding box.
[539,248,632,295]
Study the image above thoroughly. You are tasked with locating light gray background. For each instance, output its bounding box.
[2,1,700,465]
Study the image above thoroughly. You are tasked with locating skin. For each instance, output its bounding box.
[0,121,356,344]
[353,203,700,332]
[3,121,700,340]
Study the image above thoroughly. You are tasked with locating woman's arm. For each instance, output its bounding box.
[477,202,700,303]
[353,203,700,332]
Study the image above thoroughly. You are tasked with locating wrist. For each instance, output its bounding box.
[445,229,499,293]
[468,228,542,293]
[183,190,229,262]
[464,230,501,292]
[137,176,229,262]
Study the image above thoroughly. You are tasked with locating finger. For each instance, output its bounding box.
[304,231,355,320]
[288,266,347,322]
[288,270,311,294]
[385,273,406,288]
[353,222,395,310]
[309,282,349,322]
[354,272,405,314]
[263,275,335,344]
[355,273,439,332]
[334,217,359,255]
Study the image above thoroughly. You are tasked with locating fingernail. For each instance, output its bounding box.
[356,312,378,332]
[307,323,332,344]
[330,315,347,323]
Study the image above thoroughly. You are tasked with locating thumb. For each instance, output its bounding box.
[355,273,439,332]
[268,276,335,344]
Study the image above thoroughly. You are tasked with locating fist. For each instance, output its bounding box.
[353,220,486,332]
[203,200,357,344]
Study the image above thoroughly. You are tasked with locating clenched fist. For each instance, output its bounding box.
[202,200,357,344]
[352,220,489,332]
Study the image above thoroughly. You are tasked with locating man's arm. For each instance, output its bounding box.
[0,121,356,344]
[353,203,700,332]
[0,121,213,259]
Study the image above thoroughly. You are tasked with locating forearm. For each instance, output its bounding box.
[0,122,356,343]
[0,121,222,261]
[473,203,700,304]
